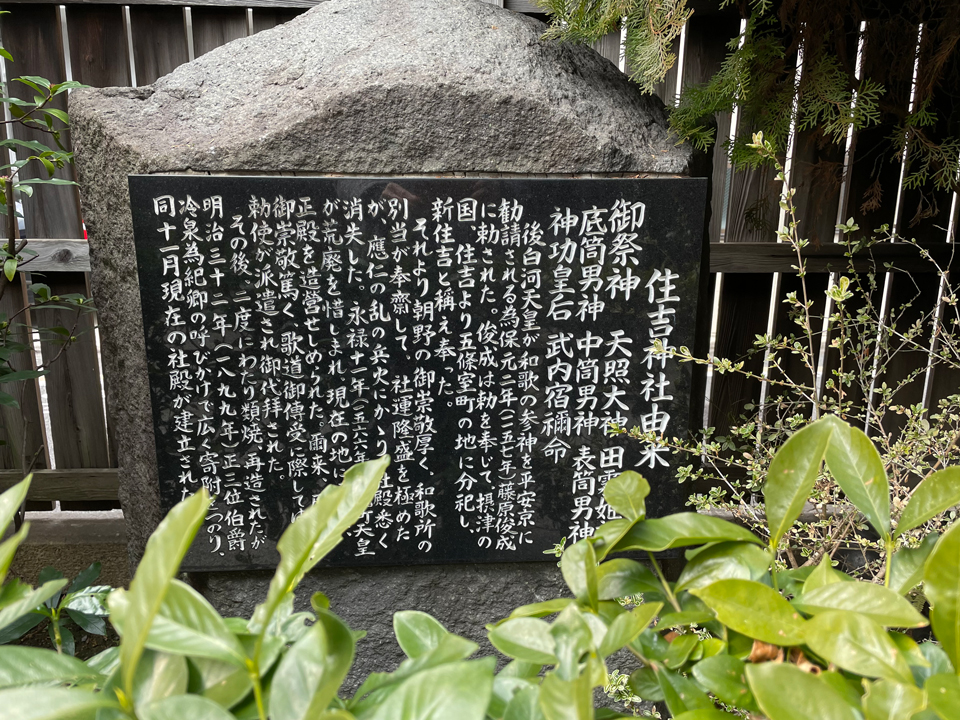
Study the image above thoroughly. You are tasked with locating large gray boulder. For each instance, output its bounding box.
[70,0,693,687]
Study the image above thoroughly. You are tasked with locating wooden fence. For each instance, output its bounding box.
[0,0,957,509]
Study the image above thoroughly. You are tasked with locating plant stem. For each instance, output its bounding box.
[884,538,894,588]
[249,662,267,720]
[647,552,681,613]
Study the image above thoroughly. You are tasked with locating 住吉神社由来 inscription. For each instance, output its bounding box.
[129,176,707,571]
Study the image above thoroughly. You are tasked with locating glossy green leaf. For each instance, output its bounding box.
[250,457,388,634]
[364,658,494,720]
[489,618,557,665]
[489,674,534,719]
[538,671,593,720]
[897,468,960,538]
[131,650,189,708]
[803,555,849,592]
[862,679,925,720]
[0,525,29,587]
[673,711,738,720]
[0,646,102,688]
[764,418,835,550]
[590,519,636,561]
[747,663,860,720]
[599,603,661,657]
[889,632,931,668]
[495,599,574,625]
[0,579,67,630]
[819,670,865,707]
[627,667,664,702]
[675,541,771,591]
[66,609,106,635]
[560,539,598,610]
[549,606,593,681]
[186,656,252,709]
[0,476,30,538]
[612,513,763,553]
[692,655,755,710]
[927,673,960,720]
[596,558,662,599]
[823,416,890,540]
[504,684,543,720]
[110,489,211,700]
[602,471,649,522]
[793,581,928,627]
[3,258,15,282]
[890,534,939,595]
[270,609,355,720]
[139,694,236,720]
[691,579,806,645]
[394,611,448,659]
[662,634,699,669]
[925,520,960,670]
[804,610,913,683]
[0,687,120,719]
[67,562,101,594]
[658,665,715,717]
[87,646,120,676]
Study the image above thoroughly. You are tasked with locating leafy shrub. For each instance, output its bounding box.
[0,415,958,719]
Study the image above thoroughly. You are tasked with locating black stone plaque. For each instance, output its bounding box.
[129,175,707,571]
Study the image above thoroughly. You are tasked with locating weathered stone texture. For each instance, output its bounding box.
[69,0,691,679]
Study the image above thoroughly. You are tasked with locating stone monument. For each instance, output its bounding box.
[70,0,702,682]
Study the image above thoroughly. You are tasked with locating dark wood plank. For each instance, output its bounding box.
[251,6,304,33]
[0,4,84,240]
[28,272,110,470]
[130,5,190,85]
[590,30,620,69]
[66,4,130,87]
[192,6,247,56]
[0,468,118,501]
[709,241,960,274]
[0,276,47,471]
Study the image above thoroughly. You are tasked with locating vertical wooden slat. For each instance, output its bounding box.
[67,5,131,88]
[0,277,46,472]
[192,6,248,57]
[129,5,190,85]
[590,30,621,68]
[0,4,83,240]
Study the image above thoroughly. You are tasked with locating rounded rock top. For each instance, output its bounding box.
[70,0,692,175]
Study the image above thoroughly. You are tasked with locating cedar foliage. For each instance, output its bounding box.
[537,0,960,203]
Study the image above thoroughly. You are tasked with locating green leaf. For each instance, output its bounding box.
[109,489,212,700]
[142,579,247,666]
[793,581,928,627]
[0,687,119,719]
[65,608,106,635]
[131,650,189,707]
[862,679,926,720]
[538,670,594,720]
[662,634,699,669]
[691,579,806,645]
[0,579,67,629]
[924,520,960,670]
[803,555,848,592]
[0,608,43,644]
[494,599,575,625]
[560,539,598,609]
[0,525,29,586]
[764,417,835,550]
[0,646,103,688]
[927,673,960,720]
[612,513,764,553]
[270,609,355,720]
[0,369,46,384]
[596,558,662,599]
[504,683,543,720]
[675,542,771,592]
[692,654,756,710]
[17,75,51,90]
[548,606,593,681]
[250,457,388,634]
[897,468,960,538]
[602,471,649,521]
[673,712,738,720]
[590,518,637,561]
[746,663,860,720]
[804,610,913,683]
[658,666,715,717]
[598,603,661,657]
[2,258,15,282]
[139,694,236,720]
[87,646,120,676]
[67,562,101,594]
[364,658,494,720]
[823,416,891,540]
[627,666,664,701]
[489,618,558,665]
[41,108,69,125]
[890,534,939,595]
[394,611,448,659]
[0,476,30,550]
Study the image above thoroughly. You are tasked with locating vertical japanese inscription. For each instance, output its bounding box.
[130,177,706,570]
